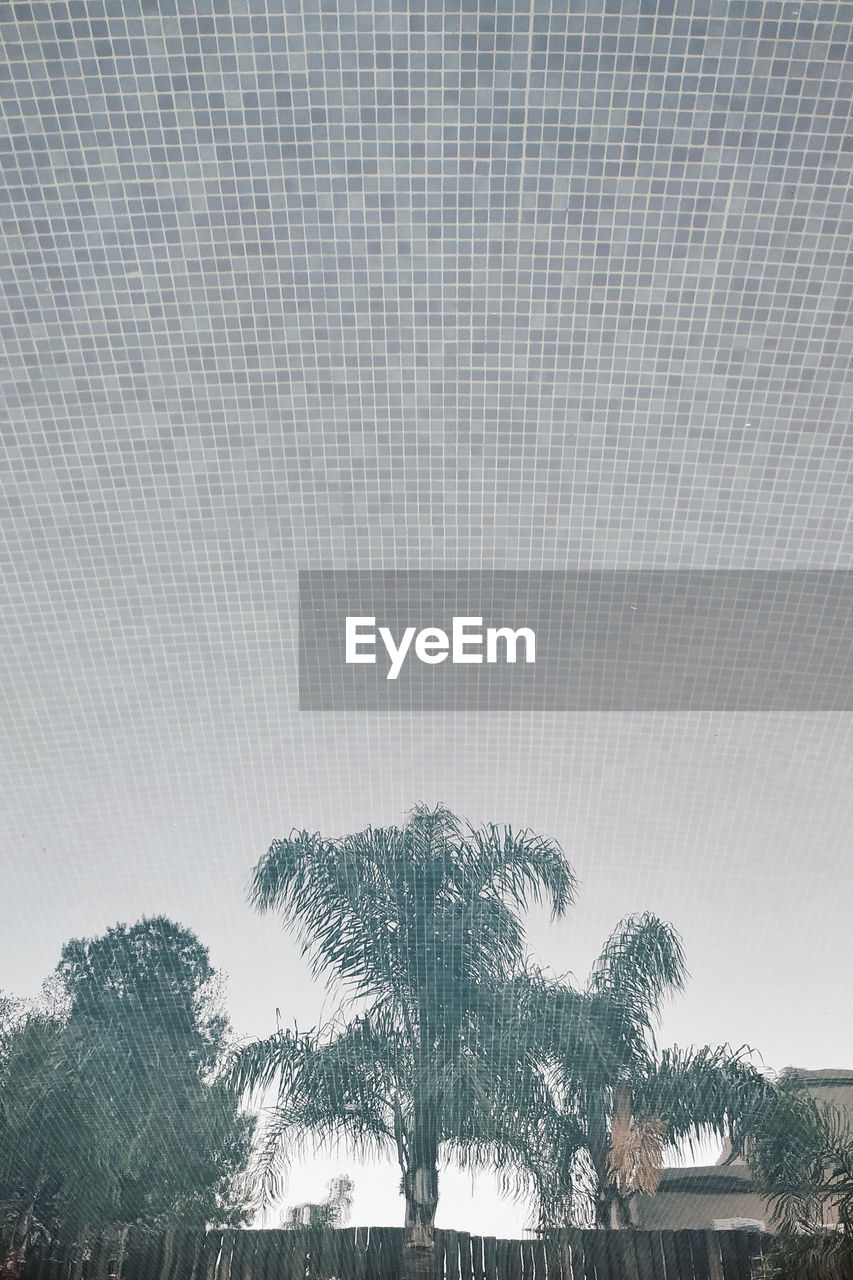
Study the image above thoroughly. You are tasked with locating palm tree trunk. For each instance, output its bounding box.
[589,1115,618,1229]
[593,1185,614,1229]
[594,1185,631,1229]
[402,1162,439,1278]
[401,1071,439,1280]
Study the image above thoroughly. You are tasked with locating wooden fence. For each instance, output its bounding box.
[21,1225,774,1280]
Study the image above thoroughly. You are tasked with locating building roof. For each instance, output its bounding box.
[655,1165,754,1194]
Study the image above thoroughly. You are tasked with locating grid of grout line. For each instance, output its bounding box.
[0,0,851,738]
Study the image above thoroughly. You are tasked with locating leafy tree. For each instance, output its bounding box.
[0,1007,92,1268]
[746,1073,853,1280]
[0,918,253,1268]
[523,914,773,1229]
[56,916,228,1063]
[228,804,577,1280]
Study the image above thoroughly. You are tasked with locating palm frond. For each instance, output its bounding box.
[586,913,687,1041]
[224,1028,311,1098]
[747,1077,853,1232]
[632,1044,772,1156]
[463,822,577,919]
[228,1012,405,1206]
[757,1225,853,1280]
[248,807,576,1008]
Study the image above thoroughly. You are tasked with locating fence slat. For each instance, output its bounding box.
[199,1232,222,1280]
[493,1240,514,1280]
[281,1230,303,1280]
[379,1228,403,1280]
[717,1231,740,1280]
[702,1233,723,1280]
[88,1230,112,1280]
[220,1232,238,1280]
[731,1232,757,1280]
[647,1232,667,1280]
[227,1233,247,1280]
[351,1227,368,1280]
[526,1239,546,1280]
[441,1230,458,1280]
[333,1224,351,1278]
[612,1231,641,1280]
[469,1234,485,1280]
[482,1237,497,1280]
[135,1229,164,1280]
[456,1233,473,1280]
[566,1230,583,1280]
[589,1230,605,1280]
[174,1231,198,1280]
[507,1238,524,1280]
[337,1228,356,1280]
[634,1230,657,1280]
[687,1232,710,1280]
[161,1229,179,1280]
[674,1232,695,1280]
[599,1230,616,1280]
[660,1229,680,1280]
[185,1232,206,1280]
[252,1233,275,1280]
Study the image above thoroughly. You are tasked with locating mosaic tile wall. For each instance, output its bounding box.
[1,0,851,581]
[0,0,852,771]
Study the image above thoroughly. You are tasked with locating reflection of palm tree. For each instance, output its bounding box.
[527,914,773,1229]
[229,804,576,1280]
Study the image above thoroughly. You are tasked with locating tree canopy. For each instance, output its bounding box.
[0,917,253,1265]
[229,803,578,1280]
[745,1072,853,1280]
[229,806,775,1272]
[521,914,773,1228]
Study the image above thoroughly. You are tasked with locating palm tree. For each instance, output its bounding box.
[524,914,773,1229]
[227,803,577,1280]
[746,1073,853,1280]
